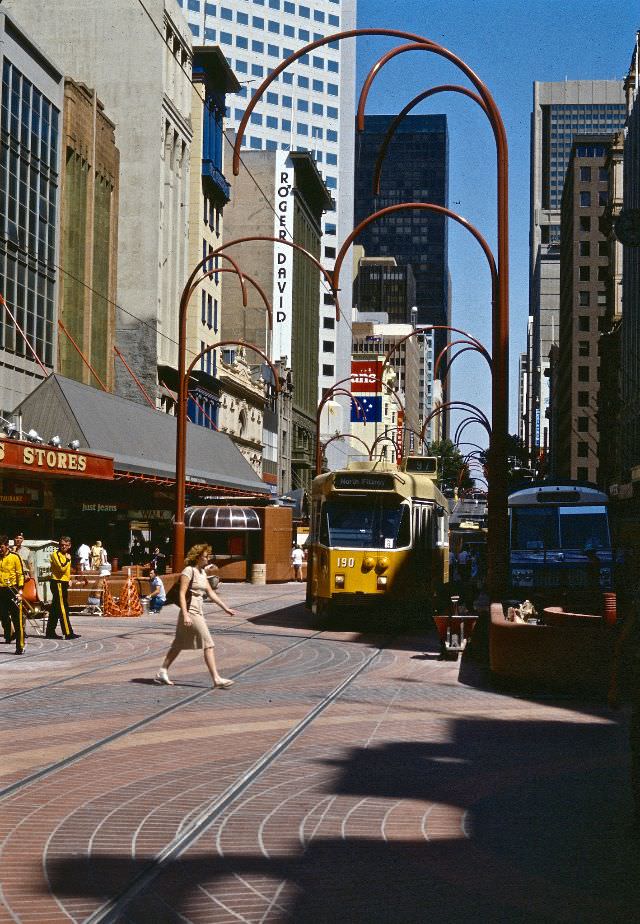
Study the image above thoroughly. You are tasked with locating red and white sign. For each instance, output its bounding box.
[0,438,114,480]
[351,360,383,393]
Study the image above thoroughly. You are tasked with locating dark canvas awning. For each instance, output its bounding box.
[13,374,270,495]
[184,506,261,530]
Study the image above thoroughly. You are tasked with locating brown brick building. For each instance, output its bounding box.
[58,79,119,390]
[553,135,613,483]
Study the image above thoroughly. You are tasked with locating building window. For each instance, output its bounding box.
[578,341,589,357]
[188,0,200,9]
[299,5,311,17]
[327,83,339,96]
[577,466,589,481]
[220,6,232,18]
[578,315,590,331]
[266,115,278,128]
[312,102,323,115]
[578,366,589,382]
[237,11,248,23]
[597,266,608,281]
[324,246,336,258]
[322,364,334,377]
[579,216,591,232]
[580,191,591,207]
[268,20,280,33]
[252,16,264,27]
[312,79,324,92]
[579,266,590,282]
[577,442,588,458]
[322,340,334,353]
[298,75,309,88]
[327,129,337,142]
[252,40,264,52]
[580,166,591,181]
[578,291,590,306]
[189,23,201,36]
[598,241,608,257]
[323,317,335,329]
[599,167,608,181]
[328,60,339,73]
[578,391,589,407]
[579,240,590,257]
[323,293,334,305]
[599,190,608,206]
[577,416,589,432]
[236,35,248,48]
[204,28,217,39]
[597,292,607,306]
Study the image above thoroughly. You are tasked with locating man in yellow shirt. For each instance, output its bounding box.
[0,534,25,654]
[47,536,80,640]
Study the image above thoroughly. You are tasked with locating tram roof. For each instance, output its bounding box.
[313,460,447,505]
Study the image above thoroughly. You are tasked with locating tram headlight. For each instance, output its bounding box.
[377,575,388,589]
[335,574,345,588]
[363,556,375,571]
[376,557,390,572]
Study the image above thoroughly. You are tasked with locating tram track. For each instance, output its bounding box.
[83,640,386,924]
[0,605,317,705]
[0,629,326,803]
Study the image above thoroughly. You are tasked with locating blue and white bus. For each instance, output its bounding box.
[508,482,613,603]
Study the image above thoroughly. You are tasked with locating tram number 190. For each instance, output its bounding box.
[337,557,355,568]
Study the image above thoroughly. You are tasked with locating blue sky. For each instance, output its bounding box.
[355,0,638,445]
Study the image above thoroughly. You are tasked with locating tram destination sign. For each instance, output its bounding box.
[333,473,395,491]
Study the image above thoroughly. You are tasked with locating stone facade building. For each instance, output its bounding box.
[554,135,613,483]
[58,79,119,391]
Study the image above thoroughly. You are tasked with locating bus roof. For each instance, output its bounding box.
[508,482,609,507]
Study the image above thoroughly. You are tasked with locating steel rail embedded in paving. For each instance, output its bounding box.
[0,630,324,803]
[85,643,384,924]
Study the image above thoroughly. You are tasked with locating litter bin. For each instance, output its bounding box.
[250,563,267,585]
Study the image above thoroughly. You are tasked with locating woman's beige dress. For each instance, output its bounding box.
[172,566,214,650]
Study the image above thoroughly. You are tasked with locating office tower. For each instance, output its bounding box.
[554,135,613,483]
[352,256,416,323]
[0,11,64,416]
[221,148,331,493]
[527,80,626,458]
[353,115,449,340]
[181,0,357,438]
[620,38,640,484]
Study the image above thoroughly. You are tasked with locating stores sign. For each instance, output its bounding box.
[0,438,114,480]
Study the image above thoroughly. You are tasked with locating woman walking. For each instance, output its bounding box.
[155,544,238,688]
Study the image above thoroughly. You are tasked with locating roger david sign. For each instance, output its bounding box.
[273,153,294,363]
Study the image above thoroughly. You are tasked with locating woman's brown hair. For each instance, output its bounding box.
[184,543,212,566]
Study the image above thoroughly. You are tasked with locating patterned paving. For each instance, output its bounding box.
[0,584,637,923]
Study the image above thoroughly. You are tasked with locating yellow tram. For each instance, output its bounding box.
[308,456,449,618]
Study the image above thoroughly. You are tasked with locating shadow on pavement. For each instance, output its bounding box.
[44,714,637,923]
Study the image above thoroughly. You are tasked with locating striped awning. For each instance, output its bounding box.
[184,506,261,531]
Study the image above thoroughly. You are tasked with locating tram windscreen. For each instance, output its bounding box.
[321,498,410,549]
[510,504,610,551]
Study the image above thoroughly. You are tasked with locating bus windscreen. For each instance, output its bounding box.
[558,505,610,550]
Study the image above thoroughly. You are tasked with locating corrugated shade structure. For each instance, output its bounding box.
[13,374,269,494]
[184,506,261,530]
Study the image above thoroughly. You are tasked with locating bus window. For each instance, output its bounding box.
[558,505,610,550]
[511,507,558,550]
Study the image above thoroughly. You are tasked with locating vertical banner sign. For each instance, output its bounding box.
[273,152,294,363]
[396,410,404,462]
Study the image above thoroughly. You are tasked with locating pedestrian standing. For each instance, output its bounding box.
[0,535,25,654]
[149,546,167,575]
[155,544,238,687]
[14,533,35,579]
[90,540,107,571]
[47,536,80,640]
[76,541,91,572]
[291,544,305,582]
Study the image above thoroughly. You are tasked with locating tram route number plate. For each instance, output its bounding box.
[337,557,355,568]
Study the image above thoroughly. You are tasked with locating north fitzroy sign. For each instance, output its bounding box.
[272,152,294,363]
[0,438,114,480]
